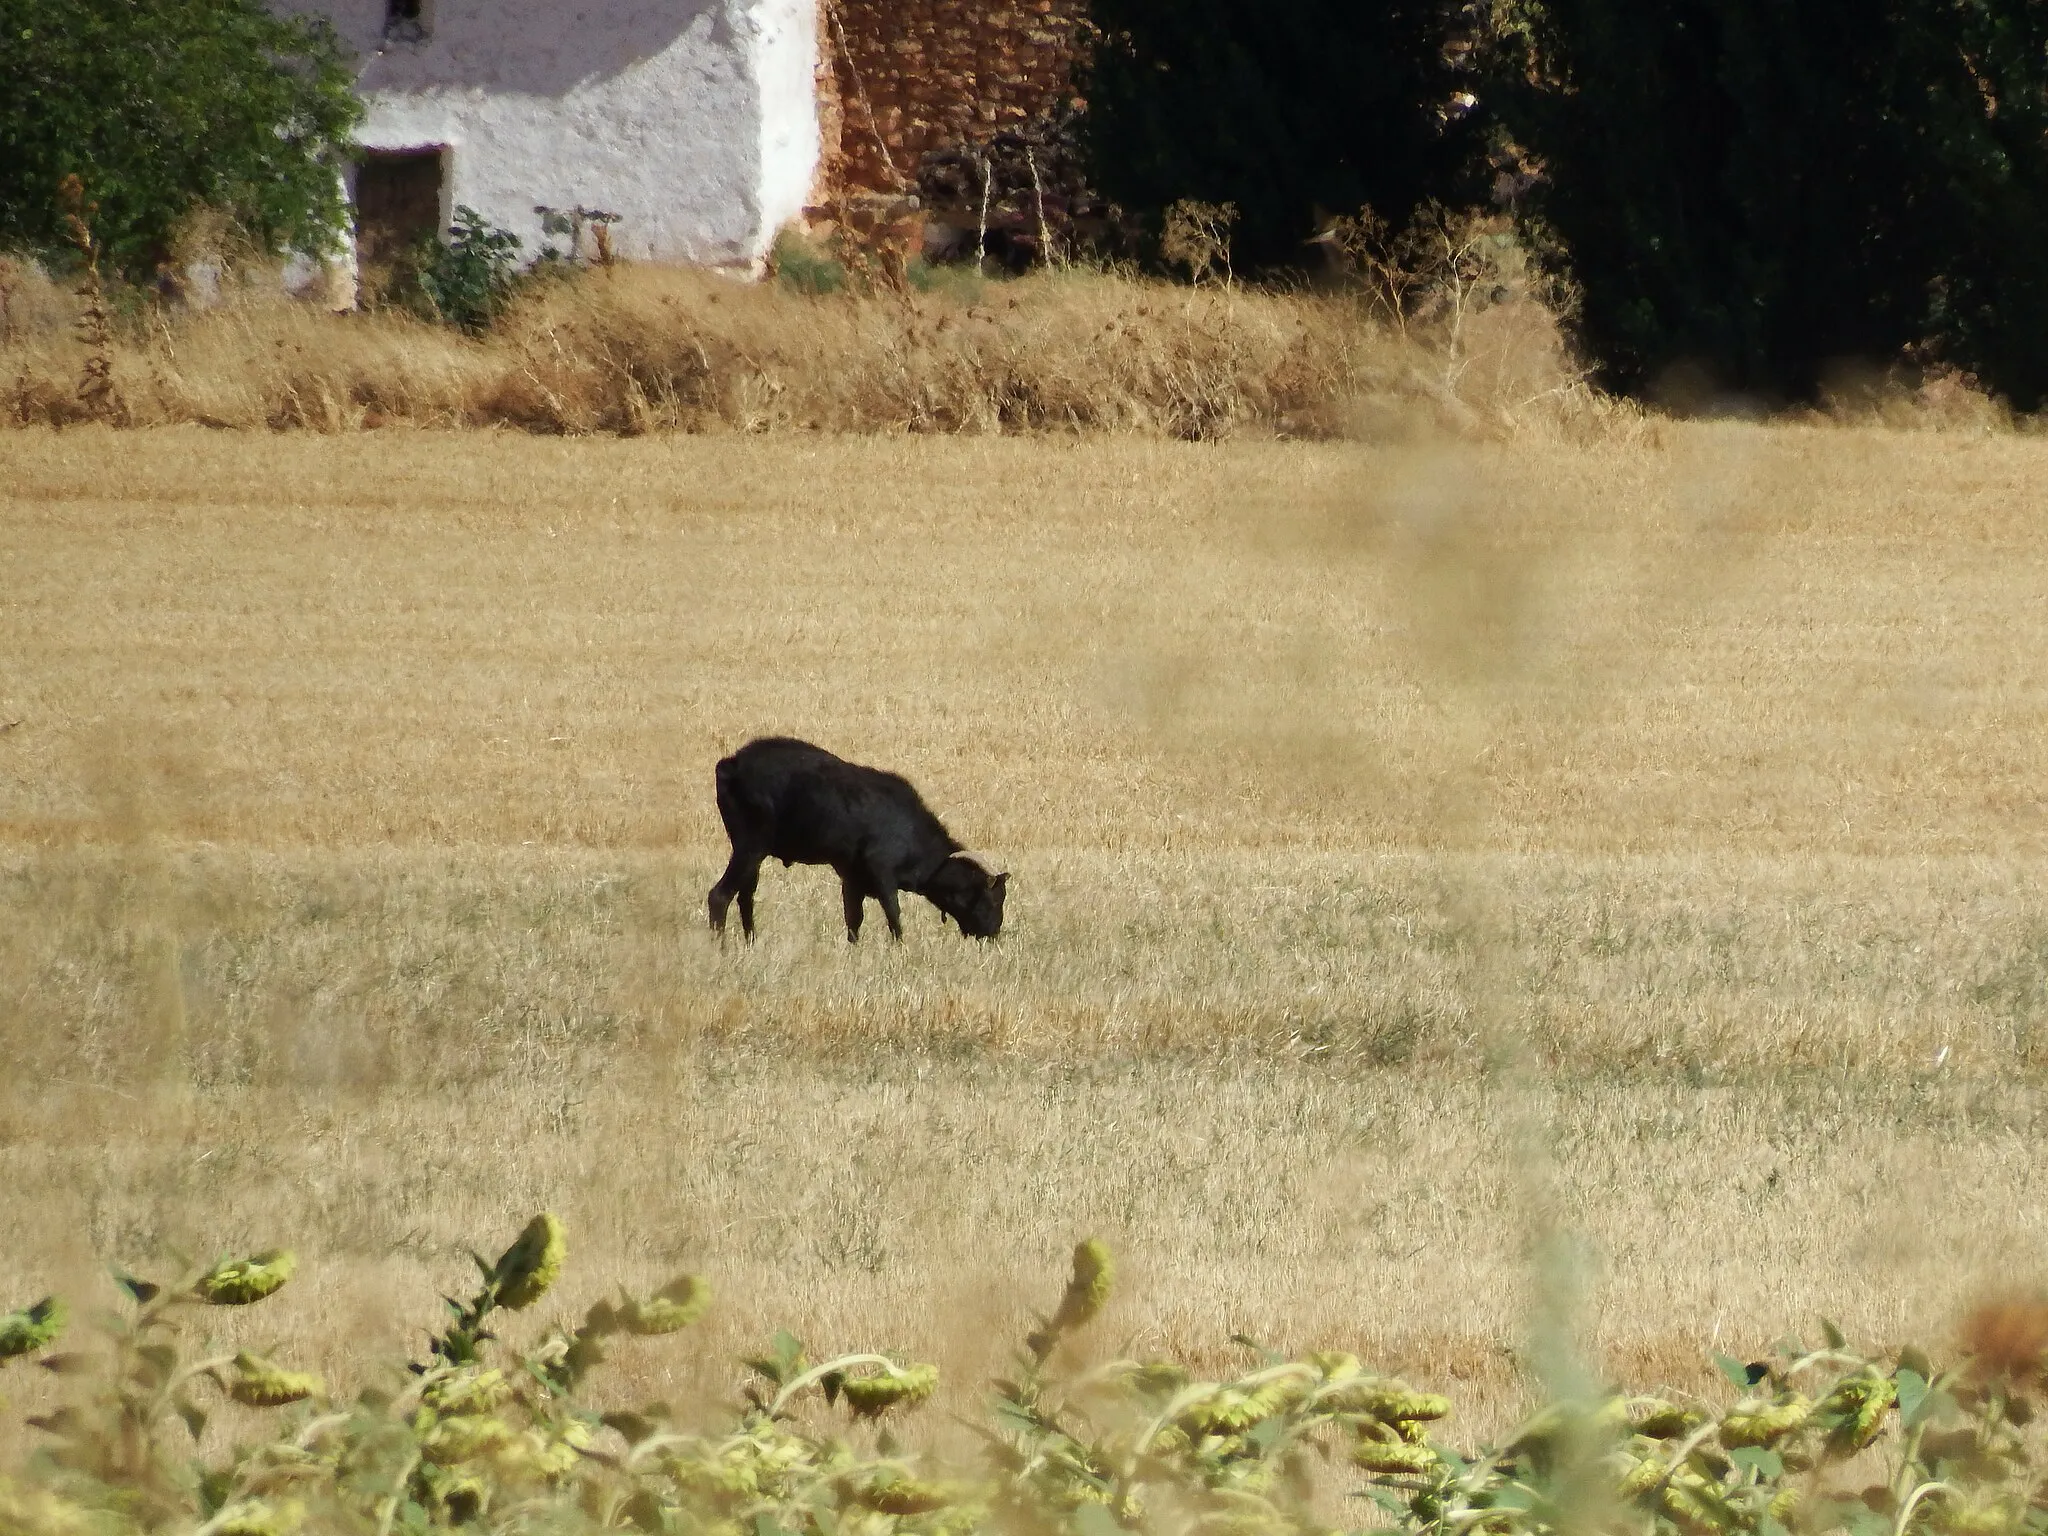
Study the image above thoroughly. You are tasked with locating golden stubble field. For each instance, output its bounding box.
[3,421,2048,1449]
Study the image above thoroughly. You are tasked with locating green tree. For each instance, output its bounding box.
[0,0,362,280]
[1083,0,1482,272]
[1485,0,2048,407]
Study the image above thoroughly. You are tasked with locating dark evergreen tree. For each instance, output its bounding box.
[1083,0,1482,271]
[1485,0,2048,406]
[0,0,361,279]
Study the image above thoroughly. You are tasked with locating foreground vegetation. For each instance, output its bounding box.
[8,1219,2048,1536]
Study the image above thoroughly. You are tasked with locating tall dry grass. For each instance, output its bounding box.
[5,423,2048,1450]
[0,256,1606,438]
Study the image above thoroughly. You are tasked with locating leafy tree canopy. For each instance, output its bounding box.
[0,0,362,279]
[1485,0,2048,407]
[1083,0,1482,271]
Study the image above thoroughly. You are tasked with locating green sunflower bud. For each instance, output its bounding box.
[1630,1399,1697,1439]
[1941,1496,2025,1536]
[211,1500,303,1536]
[422,1414,516,1463]
[1027,1237,1112,1347]
[850,1474,963,1515]
[422,1368,512,1417]
[1363,1387,1453,1424]
[1182,1389,1253,1435]
[1354,1438,1438,1474]
[1184,1378,1310,1433]
[1659,1491,1708,1528]
[193,1251,296,1306]
[0,1297,65,1361]
[842,1362,939,1417]
[1027,1239,1114,1357]
[1124,1362,1189,1396]
[493,1215,565,1311]
[1822,1376,1895,1455]
[1721,1397,1811,1448]
[500,1421,589,1480]
[1617,1454,1665,1499]
[1659,1471,1720,1530]
[225,1352,322,1407]
[621,1275,710,1335]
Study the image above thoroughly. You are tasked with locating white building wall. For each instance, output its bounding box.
[274,0,819,268]
[753,0,822,248]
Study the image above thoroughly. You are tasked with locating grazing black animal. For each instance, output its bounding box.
[708,737,1008,942]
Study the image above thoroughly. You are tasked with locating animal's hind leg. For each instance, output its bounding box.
[840,877,866,943]
[709,849,765,938]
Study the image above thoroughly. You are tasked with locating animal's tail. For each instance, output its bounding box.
[713,754,761,832]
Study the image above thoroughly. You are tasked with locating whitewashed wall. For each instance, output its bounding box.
[273,0,820,268]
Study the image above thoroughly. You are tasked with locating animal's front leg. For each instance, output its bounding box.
[876,885,904,941]
[840,877,867,942]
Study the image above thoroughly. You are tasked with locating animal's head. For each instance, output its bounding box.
[927,851,1009,939]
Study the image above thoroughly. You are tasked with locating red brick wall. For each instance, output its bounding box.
[817,0,1086,200]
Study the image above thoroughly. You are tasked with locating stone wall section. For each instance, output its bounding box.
[816,0,1086,200]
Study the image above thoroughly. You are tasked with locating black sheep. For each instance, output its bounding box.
[708,737,1009,942]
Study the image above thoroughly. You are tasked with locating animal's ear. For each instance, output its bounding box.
[994,872,1010,893]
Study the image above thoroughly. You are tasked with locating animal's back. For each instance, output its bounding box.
[718,737,843,781]
[715,737,952,864]
[715,737,841,823]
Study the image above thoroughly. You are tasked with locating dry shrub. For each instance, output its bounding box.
[1159,198,1240,287]
[0,257,72,348]
[0,258,1603,440]
[1314,203,1622,440]
[1812,358,2014,433]
[134,295,497,430]
[485,264,1356,437]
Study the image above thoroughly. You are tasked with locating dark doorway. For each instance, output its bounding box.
[353,149,445,301]
[384,0,431,44]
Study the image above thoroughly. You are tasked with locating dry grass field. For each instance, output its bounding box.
[4,420,2048,1454]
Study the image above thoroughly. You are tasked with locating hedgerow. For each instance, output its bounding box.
[1,1218,2042,1536]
